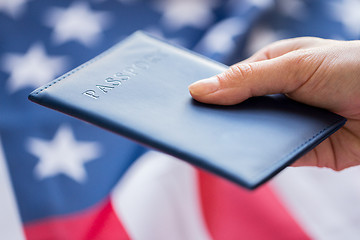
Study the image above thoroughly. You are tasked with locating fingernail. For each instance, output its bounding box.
[188,76,220,96]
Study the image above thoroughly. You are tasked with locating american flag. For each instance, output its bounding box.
[1,0,360,239]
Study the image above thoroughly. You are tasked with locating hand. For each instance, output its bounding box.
[188,37,360,171]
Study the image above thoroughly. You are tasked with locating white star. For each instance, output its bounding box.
[44,2,112,46]
[155,0,218,30]
[277,0,308,20]
[27,125,102,183]
[228,0,274,15]
[116,0,138,3]
[245,27,283,56]
[145,27,188,46]
[196,17,246,54]
[245,0,274,9]
[329,0,360,38]
[92,0,137,3]
[1,43,67,93]
[0,0,30,18]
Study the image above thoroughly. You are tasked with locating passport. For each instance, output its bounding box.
[28,31,346,189]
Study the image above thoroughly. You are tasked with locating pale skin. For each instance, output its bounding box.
[188,37,360,171]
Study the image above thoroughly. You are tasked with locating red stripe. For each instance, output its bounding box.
[24,198,130,240]
[197,170,310,240]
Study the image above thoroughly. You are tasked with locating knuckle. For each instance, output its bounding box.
[218,63,254,86]
[291,49,314,65]
[287,50,316,77]
[285,49,326,92]
[294,49,325,71]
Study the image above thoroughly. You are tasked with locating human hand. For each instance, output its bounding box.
[188,37,360,171]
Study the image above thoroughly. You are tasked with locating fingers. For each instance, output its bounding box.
[189,50,321,105]
[242,37,328,64]
[243,38,304,63]
[291,150,318,167]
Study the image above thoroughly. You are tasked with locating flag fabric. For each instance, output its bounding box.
[0,138,25,239]
[1,0,360,239]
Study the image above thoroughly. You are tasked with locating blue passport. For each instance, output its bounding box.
[28,31,346,189]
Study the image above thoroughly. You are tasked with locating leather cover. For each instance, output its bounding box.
[28,31,346,189]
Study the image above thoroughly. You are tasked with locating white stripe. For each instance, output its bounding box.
[272,166,360,240]
[111,151,212,240]
[0,137,25,240]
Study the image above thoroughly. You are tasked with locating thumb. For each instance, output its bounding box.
[188,51,322,105]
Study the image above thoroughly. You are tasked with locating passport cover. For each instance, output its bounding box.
[28,31,346,189]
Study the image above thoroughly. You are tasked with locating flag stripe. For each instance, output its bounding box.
[111,151,212,240]
[273,167,360,240]
[24,198,130,240]
[0,137,25,240]
[197,169,310,240]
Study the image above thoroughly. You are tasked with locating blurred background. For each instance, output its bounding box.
[1,0,360,239]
